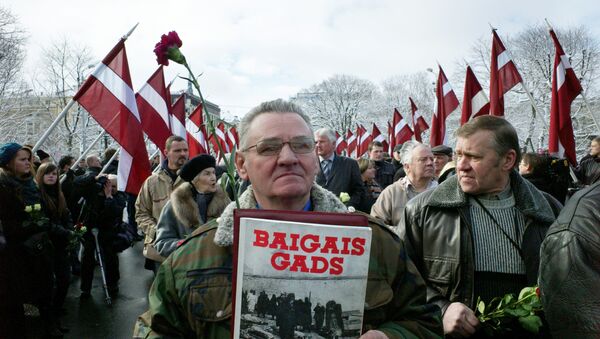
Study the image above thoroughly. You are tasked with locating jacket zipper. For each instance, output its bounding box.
[458,208,476,308]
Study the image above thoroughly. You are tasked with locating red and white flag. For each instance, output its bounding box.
[392,108,414,147]
[136,66,172,152]
[409,97,429,143]
[73,39,150,194]
[372,123,388,154]
[186,104,209,157]
[346,129,357,158]
[335,131,347,155]
[209,122,229,157]
[356,124,372,158]
[489,30,523,116]
[461,65,490,125]
[226,126,239,152]
[430,66,459,147]
[170,94,188,139]
[548,28,582,166]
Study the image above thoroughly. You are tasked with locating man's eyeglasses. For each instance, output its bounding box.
[242,136,316,156]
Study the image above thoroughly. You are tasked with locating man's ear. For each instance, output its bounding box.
[235,152,249,181]
[503,150,517,171]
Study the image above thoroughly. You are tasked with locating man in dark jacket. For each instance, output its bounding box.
[576,136,600,186]
[79,174,126,298]
[315,128,364,209]
[401,116,561,337]
[369,141,396,189]
[539,180,600,338]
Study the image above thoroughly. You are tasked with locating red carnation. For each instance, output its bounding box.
[154,31,185,66]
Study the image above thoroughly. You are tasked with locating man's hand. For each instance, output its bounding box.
[103,180,112,198]
[443,302,479,337]
[360,330,388,339]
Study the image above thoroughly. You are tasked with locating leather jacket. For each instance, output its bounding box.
[402,171,561,314]
[539,180,600,338]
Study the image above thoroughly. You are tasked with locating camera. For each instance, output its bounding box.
[95,175,108,192]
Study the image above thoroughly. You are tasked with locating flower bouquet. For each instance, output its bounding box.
[68,222,87,251]
[475,286,544,336]
[23,204,48,228]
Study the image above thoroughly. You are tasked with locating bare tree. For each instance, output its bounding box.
[0,6,27,104]
[36,37,94,154]
[379,72,436,140]
[293,74,380,134]
[464,24,600,155]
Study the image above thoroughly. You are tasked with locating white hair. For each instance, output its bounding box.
[314,128,337,143]
[400,141,422,165]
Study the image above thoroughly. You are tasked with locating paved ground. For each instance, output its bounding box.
[24,241,155,338]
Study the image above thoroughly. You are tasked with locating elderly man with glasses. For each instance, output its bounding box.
[134,99,443,339]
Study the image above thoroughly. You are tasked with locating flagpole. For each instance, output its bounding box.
[72,131,106,169]
[122,23,139,40]
[32,99,76,153]
[100,148,120,175]
[520,82,548,129]
[579,92,600,131]
[59,130,107,184]
[34,24,139,154]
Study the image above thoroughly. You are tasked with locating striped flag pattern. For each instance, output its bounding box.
[73,39,150,193]
[461,65,490,125]
[548,28,582,166]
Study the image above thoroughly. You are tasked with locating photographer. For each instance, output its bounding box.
[69,155,102,218]
[78,174,126,299]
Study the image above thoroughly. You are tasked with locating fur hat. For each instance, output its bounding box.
[0,143,23,167]
[179,154,216,182]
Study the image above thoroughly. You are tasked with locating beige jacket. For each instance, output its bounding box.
[371,177,437,229]
[135,167,184,262]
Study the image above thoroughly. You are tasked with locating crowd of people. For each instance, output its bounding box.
[1,98,599,338]
[0,144,136,337]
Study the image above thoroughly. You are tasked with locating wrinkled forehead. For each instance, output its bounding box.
[456,130,494,150]
[246,112,313,142]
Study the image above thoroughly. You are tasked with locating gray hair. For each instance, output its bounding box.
[238,99,312,150]
[314,128,336,143]
[400,141,422,166]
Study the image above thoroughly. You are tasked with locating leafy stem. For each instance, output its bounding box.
[182,61,240,208]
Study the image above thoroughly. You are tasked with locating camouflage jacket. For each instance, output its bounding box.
[134,184,443,339]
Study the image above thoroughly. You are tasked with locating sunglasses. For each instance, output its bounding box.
[243,136,316,156]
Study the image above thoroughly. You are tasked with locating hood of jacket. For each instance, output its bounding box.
[170,182,230,229]
[213,183,348,247]
[426,170,556,224]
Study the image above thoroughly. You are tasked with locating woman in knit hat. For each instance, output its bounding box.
[154,154,230,258]
[0,143,63,337]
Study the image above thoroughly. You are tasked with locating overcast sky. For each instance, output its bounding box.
[5,0,600,119]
